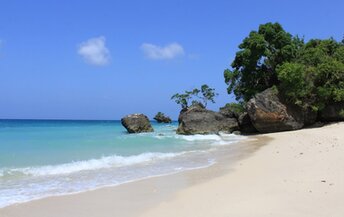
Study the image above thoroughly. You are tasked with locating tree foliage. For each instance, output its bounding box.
[171,85,218,108]
[199,84,218,107]
[224,22,302,101]
[277,38,344,111]
[225,22,344,112]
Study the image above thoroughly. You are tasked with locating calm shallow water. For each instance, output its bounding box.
[0,119,245,208]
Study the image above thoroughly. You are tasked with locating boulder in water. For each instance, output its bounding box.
[154,112,172,123]
[121,114,154,133]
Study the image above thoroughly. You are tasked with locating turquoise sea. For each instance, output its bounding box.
[0,119,245,208]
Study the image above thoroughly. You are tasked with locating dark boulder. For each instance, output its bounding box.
[154,112,172,123]
[238,112,257,134]
[121,114,154,133]
[320,102,344,121]
[219,103,243,119]
[246,88,307,133]
[177,105,239,135]
[302,107,318,126]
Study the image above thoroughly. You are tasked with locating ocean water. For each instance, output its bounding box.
[0,119,245,208]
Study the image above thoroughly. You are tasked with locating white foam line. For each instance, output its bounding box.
[0,159,216,208]
[0,152,181,178]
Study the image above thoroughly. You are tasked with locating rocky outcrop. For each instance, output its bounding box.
[219,106,237,119]
[238,112,257,134]
[320,102,344,121]
[154,112,172,123]
[219,103,243,119]
[177,105,239,135]
[121,114,154,133]
[246,88,306,133]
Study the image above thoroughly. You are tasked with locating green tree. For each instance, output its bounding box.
[171,93,192,109]
[199,84,219,107]
[224,22,303,102]
[171,85,218,108]
[277,38,344,111]
[276,62,315,109]
[224,22,344,114]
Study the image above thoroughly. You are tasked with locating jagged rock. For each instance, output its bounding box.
[219,104,242,119]
[320,102,344,121]
[154,112,172,123]
[121,114,154,133]
[246,88,305,133]
[177,105,239,135]
[238,112,257,134]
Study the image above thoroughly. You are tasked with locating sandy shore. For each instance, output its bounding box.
[1,123,343,217]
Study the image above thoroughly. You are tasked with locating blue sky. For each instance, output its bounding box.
[0,0,343,120]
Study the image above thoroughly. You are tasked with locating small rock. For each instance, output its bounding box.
[121,114,154,133]
[154,112,172,123]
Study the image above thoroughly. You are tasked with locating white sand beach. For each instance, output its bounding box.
[1,122,343,217]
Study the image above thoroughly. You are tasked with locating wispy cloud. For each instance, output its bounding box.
[78,36,110,66]
[140,43,185,60]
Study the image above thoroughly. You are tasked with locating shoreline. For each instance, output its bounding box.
[1,123,344,217]
[0,135,265,217]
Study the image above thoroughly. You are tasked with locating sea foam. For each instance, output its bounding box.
[0,152,180,178]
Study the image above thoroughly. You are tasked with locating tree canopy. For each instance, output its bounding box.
[224,22,344,112]
[224,22,302,102]
[277,38,344,111]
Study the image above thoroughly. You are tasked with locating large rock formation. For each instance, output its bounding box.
[246,87,316,133]
[154,112,172,123]
[177,104,239,135]
[121,114,154,133]
[320,102,344,121]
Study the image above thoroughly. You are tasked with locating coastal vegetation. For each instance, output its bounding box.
[224,22,344,114]
[171,84,218,108]
[122,22,343,135]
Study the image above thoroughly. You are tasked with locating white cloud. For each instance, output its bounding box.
[140,42,185,60]
[78,36,110,66]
